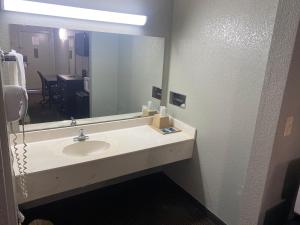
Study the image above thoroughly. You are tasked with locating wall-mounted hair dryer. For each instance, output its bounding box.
[1,49,29,224]
[3,85,28,122]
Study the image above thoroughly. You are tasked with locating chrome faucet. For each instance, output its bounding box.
[74,129,89,142]
[70,117,77,126]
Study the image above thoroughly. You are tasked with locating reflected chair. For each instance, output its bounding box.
[37,70,48,106]
[37,71,60,108]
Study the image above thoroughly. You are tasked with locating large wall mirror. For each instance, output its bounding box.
[7,24,165,131]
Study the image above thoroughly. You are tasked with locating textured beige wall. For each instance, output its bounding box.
[164,0,279,224]
[259,6,300,224]
[0,66,18,225]
[240,0,300,224]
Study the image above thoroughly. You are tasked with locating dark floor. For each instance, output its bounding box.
[288,221,300,225]
[27,94,67,124]
[22,173,220,225]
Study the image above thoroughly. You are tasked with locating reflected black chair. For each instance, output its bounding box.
[37,70,48,106]
[37,71,60,107]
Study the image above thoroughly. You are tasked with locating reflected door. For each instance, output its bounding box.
[19,31,53,90]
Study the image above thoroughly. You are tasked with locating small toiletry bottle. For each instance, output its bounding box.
[143,101,157,116]
[152,106,170,129]
[148,101,153,110]
[142,105,148,117]
[160,106,167,117]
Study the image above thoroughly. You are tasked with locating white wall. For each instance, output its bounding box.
[90,32,164,117]
[90,32,119,117]
[164,0,279,224]
[118,35,164,114]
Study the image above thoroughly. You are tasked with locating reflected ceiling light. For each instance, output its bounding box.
[3,0,147,26]
[59,28,68,41]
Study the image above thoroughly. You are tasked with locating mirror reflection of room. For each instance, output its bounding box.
[9,25,90,124]
[7,24,164,126]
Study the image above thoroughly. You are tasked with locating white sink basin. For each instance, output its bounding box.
[63,141,110,157]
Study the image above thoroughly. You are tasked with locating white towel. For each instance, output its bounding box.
[2,61,18,85]
[6,50,26,89]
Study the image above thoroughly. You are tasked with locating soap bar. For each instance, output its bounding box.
[152,114,170,129]
[159,127,180,135]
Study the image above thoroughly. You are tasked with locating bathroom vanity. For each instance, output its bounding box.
[12,117,195,204]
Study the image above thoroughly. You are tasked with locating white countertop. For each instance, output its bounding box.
[13,125,194,175]
[11,117,196,204]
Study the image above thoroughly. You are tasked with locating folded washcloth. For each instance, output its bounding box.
[8,50,26,88]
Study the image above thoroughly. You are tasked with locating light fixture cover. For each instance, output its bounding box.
[3,0,147,26]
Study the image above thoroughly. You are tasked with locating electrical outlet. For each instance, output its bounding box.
[152,86,162,100]
[169,91,186,108]
[284,116,294,137]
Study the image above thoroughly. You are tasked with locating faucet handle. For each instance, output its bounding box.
[74,129,89,142]
[79,129,89,139]
[79,129,85,136]
[70,117,77,126]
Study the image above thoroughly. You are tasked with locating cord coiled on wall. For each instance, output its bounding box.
[12,130,22,175]
[10,122,28,199]
[21,120,28,198]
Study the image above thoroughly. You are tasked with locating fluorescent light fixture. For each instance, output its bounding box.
[3,0,147,26]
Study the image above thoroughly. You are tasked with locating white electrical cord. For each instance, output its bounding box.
[21,119,28,199]
[10,121,28,225]
[10,119,28,199]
